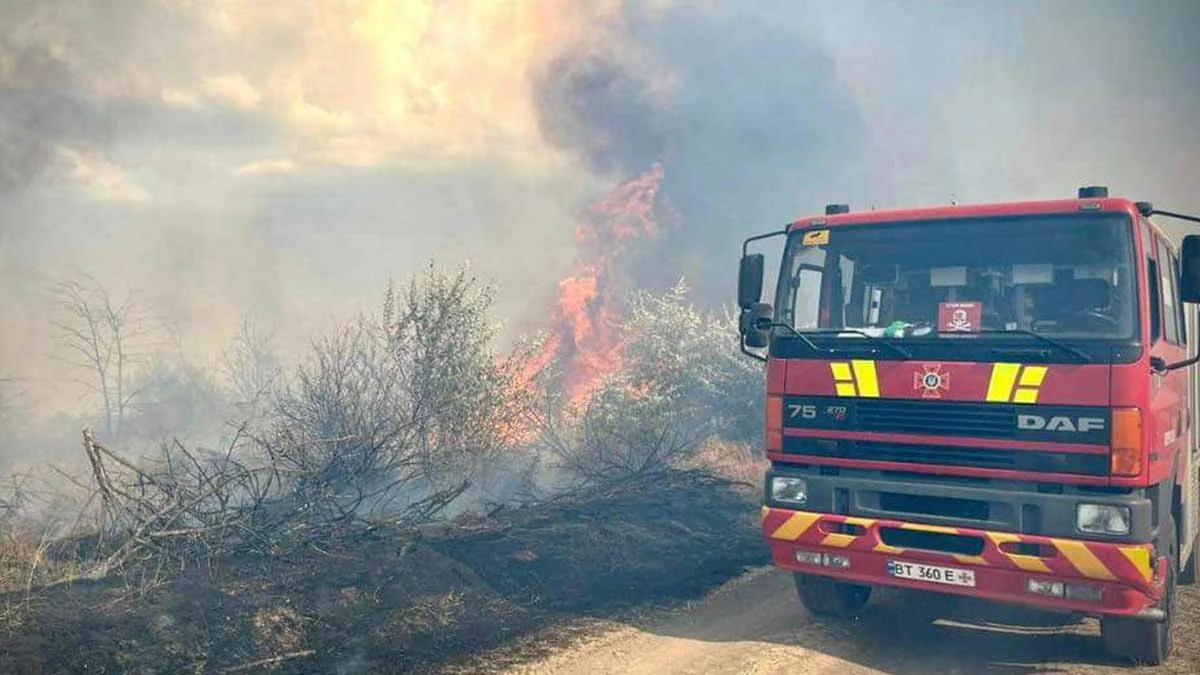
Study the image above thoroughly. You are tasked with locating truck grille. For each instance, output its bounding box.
[783,438,1108,476]
[782,396,1111,445]
[855,399,1014,437]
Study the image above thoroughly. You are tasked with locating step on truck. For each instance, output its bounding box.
[737,187,1200,664]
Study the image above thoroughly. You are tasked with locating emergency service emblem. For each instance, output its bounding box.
[914,364,950,398]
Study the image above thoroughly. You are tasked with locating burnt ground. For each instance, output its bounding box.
[0,472,765,674]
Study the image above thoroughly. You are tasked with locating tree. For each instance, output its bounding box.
[222,314,282,422]
[52,275,157,441]
[383,262,535,495]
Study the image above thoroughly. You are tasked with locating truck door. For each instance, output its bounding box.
[1145,223,1195,558]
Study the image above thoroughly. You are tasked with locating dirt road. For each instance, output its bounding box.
[484,567,1200,675]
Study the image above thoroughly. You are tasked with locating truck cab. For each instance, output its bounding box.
[738,187,1200,665]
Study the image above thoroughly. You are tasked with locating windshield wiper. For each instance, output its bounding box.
[798,329,914,359]
[759,321,824,354]
[978,329,1093,363]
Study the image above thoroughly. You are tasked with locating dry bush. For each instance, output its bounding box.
[685,438,768,487]
[66,262,539,575]
[538,380,708,486]
[537,280,765,487]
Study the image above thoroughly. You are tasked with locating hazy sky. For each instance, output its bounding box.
[1,0,1198,417]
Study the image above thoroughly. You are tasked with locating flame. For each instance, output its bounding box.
[526,164,665,405]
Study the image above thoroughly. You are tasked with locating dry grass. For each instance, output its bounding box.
[685,438,767,487]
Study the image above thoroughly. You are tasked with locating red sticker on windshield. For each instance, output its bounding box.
[938,302,982,333]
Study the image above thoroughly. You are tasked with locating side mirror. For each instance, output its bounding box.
[740,302,773,349]
[1181,235,1200,303]
[738,254,765,309]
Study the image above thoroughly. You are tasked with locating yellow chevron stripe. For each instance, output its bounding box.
[954,555,990,566]
[900,522,961,535]
[1118,546,1154,583]
[1019,366,1047,387]
[761,506,769,522]
[1012,387,1040,404]
[830,362,853,381]
[851,360,879,397]
[769,511,821,541]
[842,516,877,528]
[987,363,1021,402]
[986,532,1020,547]
[1005,553,1053,573]
[874,542,905,555]
[820,533,858,548]
[1055,540,1117,581]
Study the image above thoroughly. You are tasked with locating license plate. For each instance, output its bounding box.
[887,559,976,587]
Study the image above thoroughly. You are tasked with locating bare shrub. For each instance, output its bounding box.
[222,314,282,422]
[81,428,276,574]
[540,380,707,485]
[263,319,439,527]
[259,262,533,527]
[51,275,160,441]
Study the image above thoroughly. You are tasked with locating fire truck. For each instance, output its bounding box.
[737,187,1200,664]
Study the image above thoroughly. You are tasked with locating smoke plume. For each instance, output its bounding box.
[1,0,1198,467]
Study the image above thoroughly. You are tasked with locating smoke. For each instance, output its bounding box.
[1,0,1198,464]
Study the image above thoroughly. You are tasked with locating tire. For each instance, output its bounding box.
[794,573,871,618]
[1101,514,1177,665]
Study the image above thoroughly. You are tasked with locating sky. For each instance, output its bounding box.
[1,0,1198,421]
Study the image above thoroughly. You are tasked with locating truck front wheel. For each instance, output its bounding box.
[794,573,871,618]
[1100,514,1177,665]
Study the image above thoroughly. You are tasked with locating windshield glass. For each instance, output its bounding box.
[775,213,1138,341]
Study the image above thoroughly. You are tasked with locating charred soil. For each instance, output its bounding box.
[0,472,764,674]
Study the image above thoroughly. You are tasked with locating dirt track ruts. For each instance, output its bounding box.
[477,567,1200,675]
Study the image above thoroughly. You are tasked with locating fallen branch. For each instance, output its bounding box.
[218,649,316,673]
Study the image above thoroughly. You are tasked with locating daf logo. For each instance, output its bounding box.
[1017,414,1106,433]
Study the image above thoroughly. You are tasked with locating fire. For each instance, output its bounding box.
[526,164,665,405]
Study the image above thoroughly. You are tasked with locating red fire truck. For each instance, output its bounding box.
[737,187,1200,664]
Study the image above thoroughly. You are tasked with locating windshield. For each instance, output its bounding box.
[775,213,1138,342]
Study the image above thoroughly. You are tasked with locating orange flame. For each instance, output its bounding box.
[526,164,665,405]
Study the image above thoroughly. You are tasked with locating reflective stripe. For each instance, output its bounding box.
[1118,546,1154,583]
[899,522,961,535]
[1055,539,1118,581]
[1019,366,1048,387]
[819,533,858,548]
[851,360,880,398]
[1006,554,1053,574]
[1012,387,1039,404]
[770,511,821,541]
[830,362,853,381]
[987,363,1021,402]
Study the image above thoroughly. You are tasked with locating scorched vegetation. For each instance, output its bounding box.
[0,263,765,674]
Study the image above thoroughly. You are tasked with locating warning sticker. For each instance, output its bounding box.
[802,229,830,246]
[938,302,982,333]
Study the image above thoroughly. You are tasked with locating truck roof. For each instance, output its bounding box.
[788,197,1143,232]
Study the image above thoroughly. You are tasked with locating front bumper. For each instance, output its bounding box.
[763,506,1166,617]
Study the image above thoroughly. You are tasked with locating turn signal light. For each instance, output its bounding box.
[766,395,783,451]
[1110,408,1143,477]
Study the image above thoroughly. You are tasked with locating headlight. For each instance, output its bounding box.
[771,477,807,505]
[1076,504,1131,535]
